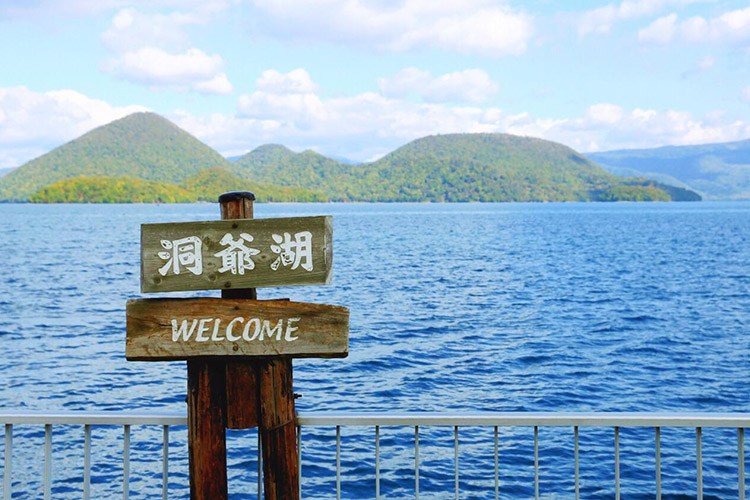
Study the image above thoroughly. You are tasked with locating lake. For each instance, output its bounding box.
[0,202,748,499]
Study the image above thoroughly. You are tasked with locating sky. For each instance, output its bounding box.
[0,0,749,167]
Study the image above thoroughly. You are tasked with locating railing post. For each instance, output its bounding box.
[43,424,51,500]
[697,427,703,500]
[4,424,11,500]
[740,428,745,500]
[162,425,169,500]
[84,424,91,500]
[123,425,130,500]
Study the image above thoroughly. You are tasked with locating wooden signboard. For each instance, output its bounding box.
[129,193,345,500]
[126,298,349,360]
[141,216,332,293]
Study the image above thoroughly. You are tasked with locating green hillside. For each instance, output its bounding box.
[0,112,230,201]
[30,176,195,203]
[586,139,750,199]
[4,110,702,203]
[182,167,327,202]
[28,168,327,203]
[232,145,359,197]
[234,134,688,202]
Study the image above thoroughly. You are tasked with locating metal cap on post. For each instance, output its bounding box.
[218,191,256,203]
[219,192,255,223]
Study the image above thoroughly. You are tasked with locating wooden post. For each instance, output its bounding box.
[219,192,261,429]
[259,357,299,500]
[187,359,227,499]
[219,192,300,500]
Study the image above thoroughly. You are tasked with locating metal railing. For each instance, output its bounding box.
[0,411,748,499]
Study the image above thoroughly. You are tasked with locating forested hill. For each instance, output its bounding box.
[233,134,696,202]
[586,139,750,200]
[28,168,326,203]
[232,144,356,195]
[0,112,230,201]
[1,111,701,203]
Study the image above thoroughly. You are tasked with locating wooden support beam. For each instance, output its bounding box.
[218,192,300,499]
[187,359,227,499]
[220,192,262,430]
[259,358,300,500]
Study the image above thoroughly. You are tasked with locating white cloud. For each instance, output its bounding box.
[586,103,625,124]
[516,105,750,153]
[379,68,498,103]
[256,69,318,94]
[1,0,233,19]
[101,8,197,52]
[2,78,747,171]
[378,68,431,98]
[193,73,233,95]
[577,0,710,36]
[104,47,230,94]
[176,70,750,161]
[639,7,750,45]
[0,86,147,167]
[100,7,234,95]
[638,13,678,44]
[249,0,533,56]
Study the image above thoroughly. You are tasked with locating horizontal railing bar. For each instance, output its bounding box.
[296,412,750,428]
[1,411,750,429]
[0,412,186,426]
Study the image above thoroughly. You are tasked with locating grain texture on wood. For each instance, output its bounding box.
[219,192,260,430]
[126,298,349,360]
[187,359,227,500]
[141,216,332,293]
[259,358,299,500]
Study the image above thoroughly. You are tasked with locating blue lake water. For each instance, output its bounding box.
[0,202,748,499]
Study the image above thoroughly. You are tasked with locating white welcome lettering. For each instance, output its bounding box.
[171,319,198,342]
[171,317,302,343]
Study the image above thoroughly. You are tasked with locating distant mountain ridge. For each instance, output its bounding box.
[233,134,698,202]
[1,112,702,203]
[586,139,750,200]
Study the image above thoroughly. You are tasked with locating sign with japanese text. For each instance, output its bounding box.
[141,216,332,293]
[126,298,349,360]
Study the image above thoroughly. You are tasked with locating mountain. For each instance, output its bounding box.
[586,139,750,200]
[30,176,195,203]
[0,167,15,178]
[2,110,703,203]
[182,167,327,202]
[28,168,327,203]
[0,112,230,201]
[233,134,694,202]
[232,145,360,198]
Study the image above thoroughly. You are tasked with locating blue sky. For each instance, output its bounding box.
[0,0,749,167]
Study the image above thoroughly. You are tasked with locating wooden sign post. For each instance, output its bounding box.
[126,192,348,500]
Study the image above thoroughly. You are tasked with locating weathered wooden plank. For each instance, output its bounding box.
[126,298,349,361]
[187,358,227,500]
[259,358,299,500]
[141,216,333,293]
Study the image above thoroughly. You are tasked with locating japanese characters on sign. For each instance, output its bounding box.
[126,298,349,360]
[141,216,332,293]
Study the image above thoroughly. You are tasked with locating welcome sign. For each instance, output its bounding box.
[126,298,349,360]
